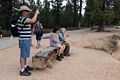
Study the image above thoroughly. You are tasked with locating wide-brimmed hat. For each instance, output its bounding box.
[19,5,31,12]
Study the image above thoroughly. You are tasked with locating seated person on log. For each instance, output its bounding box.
[58,28,70,56]
[50,27,64,61]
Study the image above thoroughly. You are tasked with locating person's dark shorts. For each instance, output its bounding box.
[19,39,30,58]
[0,31,2,34]
[35,32,42,41]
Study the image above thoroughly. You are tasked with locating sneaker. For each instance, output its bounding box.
[20,70,31,76]
[56,56,62,61]
[60,54,64,59]
[64,54,70,57]
[25,66,33,71]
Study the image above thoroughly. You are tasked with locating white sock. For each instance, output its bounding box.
[38,41,40,45]
[37,41,39,47]
[20,68,25,72]
[24,65,27,68]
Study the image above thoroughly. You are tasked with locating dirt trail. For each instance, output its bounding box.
[0,30,120,80]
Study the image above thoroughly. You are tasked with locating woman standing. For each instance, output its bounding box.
[33,20,43,49]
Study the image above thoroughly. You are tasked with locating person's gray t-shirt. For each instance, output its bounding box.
[50,33,60,47]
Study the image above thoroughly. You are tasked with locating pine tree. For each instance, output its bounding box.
[78,0,83,28]
[113,0,120,25]
[0,0,12,29]
[85,0,116,31]
[84,0,95,28]
[62,0,74,28]
[41,0,54,28]
[51,0,63,27]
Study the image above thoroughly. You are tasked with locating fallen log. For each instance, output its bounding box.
[32,46,58,69]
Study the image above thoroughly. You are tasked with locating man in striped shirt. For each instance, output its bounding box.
[17,5,39,76]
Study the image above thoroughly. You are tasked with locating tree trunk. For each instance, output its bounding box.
[78,0,82,29]
[90,16,94,30]
[57,1,59,26]
[73,0,77,27]
[97,20,104,32]
[97,0,106,32]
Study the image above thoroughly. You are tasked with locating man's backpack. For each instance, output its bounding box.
[11,20,19,37]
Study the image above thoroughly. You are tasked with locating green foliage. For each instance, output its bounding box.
[0,0,81,30]
[2,30,11,37]
[41,0,55,28]
[61,1,74,28]
[113,0,120,25]
[84,0,120,30]
[0,0,12,30]
[104,10,115,22]
[0,0,120,31]
[51,0,63,27]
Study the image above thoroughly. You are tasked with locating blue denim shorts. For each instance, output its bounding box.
[19,39,30,58]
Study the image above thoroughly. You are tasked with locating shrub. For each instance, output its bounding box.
[2,30,11,37]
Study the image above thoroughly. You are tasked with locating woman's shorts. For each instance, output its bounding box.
[19,39,30,58]
[35,32,42,41]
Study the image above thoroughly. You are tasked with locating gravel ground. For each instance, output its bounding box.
[0,29,120,80]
